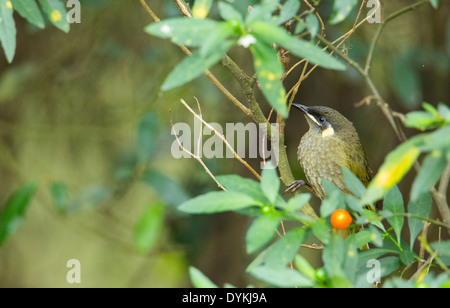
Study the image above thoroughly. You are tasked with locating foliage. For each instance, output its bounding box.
[0,0,448,288]
[145,0,345,117]
[0,0,70,63]
[144,0,449,288]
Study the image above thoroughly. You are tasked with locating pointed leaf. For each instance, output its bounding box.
[260,165,280,204]
[362,134,425,204]
[383,185,404,244]
[38,0,69,33]
[178,191,261,214]
[216,174,268,203]
[329,0,358,25]
[407,192,432,249]
[189,267,218,288]
[410,151,446,201]
[250,265,314,287]
[250,21,346,70]
[145,18,220,47]
[0,0,16,63]
[245,0,279,24]
[0,183,37,245]
[134,203,165,253]
[250,41,288,117]
[342,166,366,198]
[192,0,214,19]
[246,212,281,253]
[10,0,45,28]
[263,228,306,267]
[276,0,300,24]
[218,1,243,22]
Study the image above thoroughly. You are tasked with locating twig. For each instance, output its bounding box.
[179,99,262,181]
[170,109,227,191]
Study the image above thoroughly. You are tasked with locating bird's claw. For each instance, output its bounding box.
[283,180,307,195]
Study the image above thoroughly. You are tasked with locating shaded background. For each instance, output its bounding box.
[0,0,448,287]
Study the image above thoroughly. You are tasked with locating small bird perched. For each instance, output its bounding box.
[285,104,372,199]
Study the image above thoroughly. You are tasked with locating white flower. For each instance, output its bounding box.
[238,34,256,48]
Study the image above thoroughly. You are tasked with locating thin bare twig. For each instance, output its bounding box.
[170,109,227,191]
[179,99,262,181]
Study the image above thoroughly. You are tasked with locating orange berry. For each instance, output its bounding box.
[330,209,352,230]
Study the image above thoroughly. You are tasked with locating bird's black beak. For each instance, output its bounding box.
[292,104,321,126]
[292,104,308,114]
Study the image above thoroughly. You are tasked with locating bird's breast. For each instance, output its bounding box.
[298,133,348,198]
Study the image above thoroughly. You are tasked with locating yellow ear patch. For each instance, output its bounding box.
[322,126,335,137]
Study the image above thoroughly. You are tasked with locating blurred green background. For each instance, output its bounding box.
[0,0,448,287]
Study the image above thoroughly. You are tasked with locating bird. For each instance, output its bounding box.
[285,104,372,200]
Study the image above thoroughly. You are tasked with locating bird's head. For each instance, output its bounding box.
[292,104,355,138]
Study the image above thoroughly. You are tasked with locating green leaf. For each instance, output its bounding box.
[312,218,331,243]
[218,1,243,23]
[216,174,268,203]
[405,111,440,130]
[320,190,341,217]
[329,0,358,25]
[200,21,236,57]
[0,183,37,245]
[399,249,416,266]
[362,134,425,205]
[141,170,190,207]
[276,0,300,25]
[294,254,315,280]
[430,0,439,9]
[189,266,218,288]
[263,228,306,267]
[161,41,233,91]
[420,125,450,152]
[342,166,366,198]
[145,18,220,47]
[345,194,364,214]
[38,0,70,33]
[249,41,288,118]
[50,181,69,213]
[137,112,159,163]
[305,14,319,39]
[430,240,450,256]
[250,21,346,70]
[246,212,281,253]
[10,0,45,28]
[134,203,165,253]
[260,166,280,204]
[178,191,261,214]
[0,0,16,63]
[216,174,270,204]
[286,193,311,212]
[343,239,359,283]
[245,0,279,24]
[437,102,450,122]
[408,192,432,249]
[322,235,345,278]
[346,230,375,249]
[250,265,314,287]
[383,185,404,244]
[192,0,214,18]
[410,151,446,201]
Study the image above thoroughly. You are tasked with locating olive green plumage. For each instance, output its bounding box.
[292,104,371,199]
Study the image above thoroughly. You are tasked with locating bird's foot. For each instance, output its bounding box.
[284,180,309,194]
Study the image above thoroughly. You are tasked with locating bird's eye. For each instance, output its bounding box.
[318,116,326,123]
